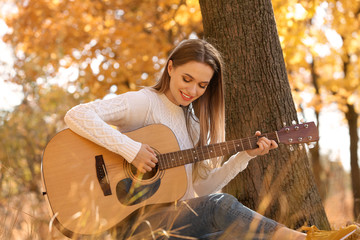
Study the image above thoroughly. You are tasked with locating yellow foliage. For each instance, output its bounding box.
[2,0,360,129]
[273,0,360,112]
[3,0,203,99]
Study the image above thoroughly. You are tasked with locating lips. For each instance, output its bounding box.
[180,91,194,101]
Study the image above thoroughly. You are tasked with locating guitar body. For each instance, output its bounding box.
[41,124,187,237]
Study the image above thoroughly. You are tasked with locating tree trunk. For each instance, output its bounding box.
[199,0,330,229]
[345,103,360,221]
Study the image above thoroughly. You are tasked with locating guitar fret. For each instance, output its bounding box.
[241,139,246,150]
[197,148,202,161]
[206,145,212,159]
[179,151,184,165]
[190,149,194,164]
[192,149,199,162]
[158,155,163,169]
[162,154,167,169]
[189,149,194,163]
[221,143,227,154]
[210,145,216,158]
[180,150,186,165]
[218,143,224,156]
[169,153,174,167]
[189,149,195,164]
[205,145,210,159]
[175,152,179,165]
[166,154,170,168]
[200,146,206,161]
[225,142,230,154]
[209,145,214,158]
[232,140,237,153]
[182,149,189,165]
[171,152,176,167]
[168,153,172,166]
[164,153,169,168]
[160,154,165,169]
[197,147,203,162]
[183,151,187,164]
[184,149,190,164]
[222,143,227,154]
[235,139,242,152]
[247,137,252,149]
[162,153,167,169]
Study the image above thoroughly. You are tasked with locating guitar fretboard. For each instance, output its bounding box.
[157,132,278,170]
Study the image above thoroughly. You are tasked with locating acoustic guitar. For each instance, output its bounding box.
[41,122,318,237]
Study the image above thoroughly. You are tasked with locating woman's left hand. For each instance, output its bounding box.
[246,131,278,157]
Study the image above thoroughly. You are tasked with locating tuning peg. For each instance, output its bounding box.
[307,142,315,149]
[289,145,294,151]
[283,122,287,127]
[299,144,303,150]
[291,120,297,125]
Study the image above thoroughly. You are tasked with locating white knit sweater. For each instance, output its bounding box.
[64,88,254,200]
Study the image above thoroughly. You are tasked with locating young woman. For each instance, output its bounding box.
[64,39,357,239]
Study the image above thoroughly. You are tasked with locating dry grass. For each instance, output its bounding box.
[1,161,359,239]
[1,190,358,240]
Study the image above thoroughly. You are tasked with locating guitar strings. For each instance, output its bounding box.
[103,133,278,171]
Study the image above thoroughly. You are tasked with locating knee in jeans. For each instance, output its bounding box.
[209,193,241,208]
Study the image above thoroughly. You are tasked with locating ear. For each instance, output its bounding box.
[167,60,173,77]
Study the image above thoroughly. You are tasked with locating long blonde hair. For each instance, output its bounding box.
[153,39,225,180]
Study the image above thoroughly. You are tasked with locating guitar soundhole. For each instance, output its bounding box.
[130,163,159,180]
[116,178,161,206]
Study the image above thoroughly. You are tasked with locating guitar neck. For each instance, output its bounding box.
[158,132,279,170]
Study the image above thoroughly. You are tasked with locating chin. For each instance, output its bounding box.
[179,99,193,106]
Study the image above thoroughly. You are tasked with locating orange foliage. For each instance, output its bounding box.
[3,0,202,99]
[273,0,360,112]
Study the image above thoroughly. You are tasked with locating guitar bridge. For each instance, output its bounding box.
[95,155,112,196]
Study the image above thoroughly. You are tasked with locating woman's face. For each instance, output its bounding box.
[165,60,214,106]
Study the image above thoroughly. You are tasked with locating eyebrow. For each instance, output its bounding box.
[184,73,210,84]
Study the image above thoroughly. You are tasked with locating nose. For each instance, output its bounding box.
[187,83,197,96]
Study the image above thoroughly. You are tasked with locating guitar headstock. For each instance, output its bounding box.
[277,122,319,145]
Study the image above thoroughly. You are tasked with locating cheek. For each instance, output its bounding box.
[198,88,207,97]
[172,81,186,93]
[170,81,181,97]
[169,79,177,90]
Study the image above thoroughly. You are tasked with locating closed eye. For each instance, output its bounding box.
[182,76,191,83]
[199,83,208,89]
[183,75,209,89]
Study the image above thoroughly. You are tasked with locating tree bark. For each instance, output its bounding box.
[345,103,360,221]
[199,0,330,229]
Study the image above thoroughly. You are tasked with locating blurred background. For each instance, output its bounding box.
[0,0,359,238]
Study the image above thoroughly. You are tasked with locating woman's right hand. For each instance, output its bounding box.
[131,144,158,173]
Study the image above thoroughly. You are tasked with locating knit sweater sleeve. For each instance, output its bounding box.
[193,151,255,196]
[64,90,150,163]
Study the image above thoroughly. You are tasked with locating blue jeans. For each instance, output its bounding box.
[126,193,280,240]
